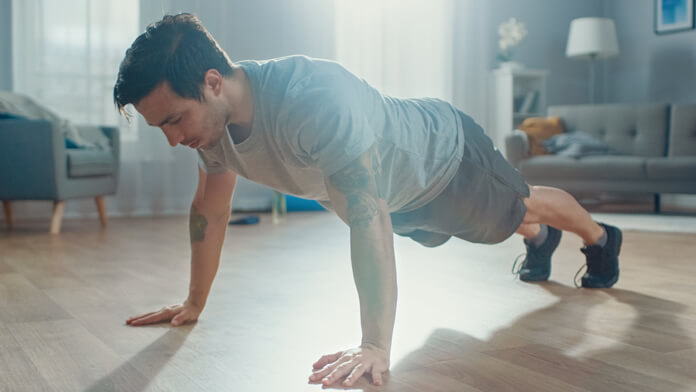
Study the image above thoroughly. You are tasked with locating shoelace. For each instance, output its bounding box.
[511,253,527,275]
[576,245,603,288]
[573,263,586,288]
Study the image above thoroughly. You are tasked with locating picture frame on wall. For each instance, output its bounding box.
[655,0,695,34]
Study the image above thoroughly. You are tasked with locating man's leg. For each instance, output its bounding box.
[514,185,621,288]
[517,185,603,245]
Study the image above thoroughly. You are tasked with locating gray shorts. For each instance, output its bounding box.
[390,112,530,247]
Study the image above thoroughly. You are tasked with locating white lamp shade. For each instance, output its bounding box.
[566,17,619,59]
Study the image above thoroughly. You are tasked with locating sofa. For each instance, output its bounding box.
[505,103,696,213]
[0,119,120,233]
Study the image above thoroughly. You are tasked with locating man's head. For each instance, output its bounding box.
[114,13,234,149]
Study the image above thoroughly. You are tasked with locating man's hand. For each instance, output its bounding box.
[125,298,202,327]
[309,345,389,387]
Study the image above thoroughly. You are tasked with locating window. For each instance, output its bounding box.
[12,0,140,140]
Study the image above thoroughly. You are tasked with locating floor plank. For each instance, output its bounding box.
[1,212,695,391]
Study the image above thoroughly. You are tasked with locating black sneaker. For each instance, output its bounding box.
[579,222,622,288]
[514,226,562,282]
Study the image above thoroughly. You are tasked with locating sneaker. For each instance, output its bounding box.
[514,225,562,282]
[579,222,622,288]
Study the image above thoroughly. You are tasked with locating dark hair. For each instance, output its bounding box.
[113,13,234,117]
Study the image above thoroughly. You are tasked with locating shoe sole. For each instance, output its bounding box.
[519,269,551,282]
[582,270,620,288]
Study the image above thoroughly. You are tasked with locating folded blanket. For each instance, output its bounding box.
[542,131,620,158]
[0,91,109,150]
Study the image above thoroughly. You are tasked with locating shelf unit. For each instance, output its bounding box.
[487,68,548,156]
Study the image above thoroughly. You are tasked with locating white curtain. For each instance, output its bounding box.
[11,0,204,220]
[335,0,455,101]
[9,0,492,222]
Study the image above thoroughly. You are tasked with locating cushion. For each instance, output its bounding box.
[517,116,564,156]
[67,149,115,178]
[668,104,696,157]
[547,104,668,157]
[645,157,696,180]
[0,91,110,150]
[520,155,647,180]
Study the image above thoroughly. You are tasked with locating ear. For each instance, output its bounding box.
[203,69,224,96]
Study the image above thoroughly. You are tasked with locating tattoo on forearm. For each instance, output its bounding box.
[330,145,382,228]
[347,193,379,228]
[190,205,208,242]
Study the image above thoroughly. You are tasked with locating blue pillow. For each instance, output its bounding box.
[2,113,84,149]
[0,113,24,119]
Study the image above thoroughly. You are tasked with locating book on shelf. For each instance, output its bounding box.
[519,90,537,114]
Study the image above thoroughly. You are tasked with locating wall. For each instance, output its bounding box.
[604,0,696,104]
[0,0,11,91]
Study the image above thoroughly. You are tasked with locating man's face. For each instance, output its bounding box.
[135,81,228,150]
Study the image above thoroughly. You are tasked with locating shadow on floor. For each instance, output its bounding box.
[327,282,693,391]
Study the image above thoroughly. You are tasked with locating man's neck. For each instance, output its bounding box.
[223,66,253,128]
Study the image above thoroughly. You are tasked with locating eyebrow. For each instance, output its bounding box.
[149,114,177,127]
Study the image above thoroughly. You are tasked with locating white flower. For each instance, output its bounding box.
[498,17,527,48]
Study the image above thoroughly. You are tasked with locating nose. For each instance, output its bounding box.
[162,128,184,147]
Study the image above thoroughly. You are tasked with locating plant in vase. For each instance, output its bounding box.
[497,17,528,69]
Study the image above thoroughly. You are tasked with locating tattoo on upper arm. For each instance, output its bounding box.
[329,145,383,228]
[190,204,208,242]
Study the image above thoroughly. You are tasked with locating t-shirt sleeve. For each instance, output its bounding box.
[281,86,376,178]
[197,150,228,174]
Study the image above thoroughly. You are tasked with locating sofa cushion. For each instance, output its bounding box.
[0,91,110,150]
[67,149,115,178]
[547,104,668,157]
[520,155,647,180]
[645,157,696,180]
[668,104,696,157]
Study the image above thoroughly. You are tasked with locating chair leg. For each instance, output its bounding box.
[95,196,108,228]
[50,200,65,234]
[2,200,13,230]
[654,193,661,214]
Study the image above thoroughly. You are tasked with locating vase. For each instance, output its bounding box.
[499,61,525,70]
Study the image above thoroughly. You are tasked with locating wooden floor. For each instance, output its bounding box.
[1,212,695,391]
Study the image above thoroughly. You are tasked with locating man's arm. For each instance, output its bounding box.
[187,166,237,309]
[310,143,395,387]
[126,166,236,327]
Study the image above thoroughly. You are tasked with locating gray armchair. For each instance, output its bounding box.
[0,119,120,233]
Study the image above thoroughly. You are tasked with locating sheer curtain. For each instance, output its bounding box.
[335,0,455,101]
[9,0,491,222]
[334,0,491,129]
[11,0,201,220]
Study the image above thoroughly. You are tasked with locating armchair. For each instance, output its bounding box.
[0,118,120,233]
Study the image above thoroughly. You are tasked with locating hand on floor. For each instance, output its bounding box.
[309,345,389,387]
[126,298,202,327]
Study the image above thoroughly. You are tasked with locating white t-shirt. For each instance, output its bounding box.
[198,55,465,213]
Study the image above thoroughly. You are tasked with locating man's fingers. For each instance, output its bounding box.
[312,351,342,369]
[371,366,385,386]
[126,311,156,323]
[310,355,349,383]
[323,360,357,386]
[342,362,366,387]
[129,310,169,326]
[171,311,190,326]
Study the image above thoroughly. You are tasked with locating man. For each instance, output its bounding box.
[116,14,621,388]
